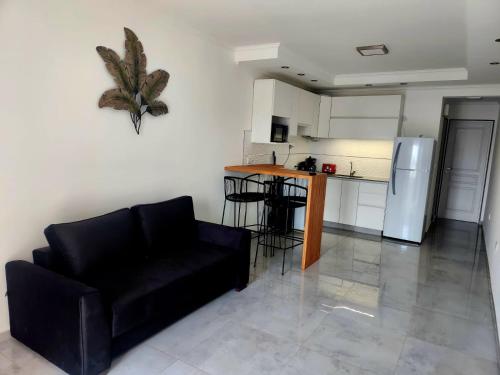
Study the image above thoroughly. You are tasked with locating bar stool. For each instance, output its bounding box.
[254,179,308,275]
[221,174,265,235]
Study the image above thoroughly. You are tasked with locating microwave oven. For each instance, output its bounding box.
[270,123,288,143]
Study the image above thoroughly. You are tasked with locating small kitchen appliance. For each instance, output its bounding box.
[296,156,317,172]
[322,163,336,174]
[270,123,288,143]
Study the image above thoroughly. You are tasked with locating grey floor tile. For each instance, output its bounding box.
[408,306,498,362]
[282,347,379,375]
[179,320,300,375]
[109,345,177,375]
[395,337,499,375]
[304,313,406,374]
[161,360,208,375]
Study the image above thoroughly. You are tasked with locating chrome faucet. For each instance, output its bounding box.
[349,162,356,177]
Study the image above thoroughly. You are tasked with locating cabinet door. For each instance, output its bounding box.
[273,80,296,118]
[251,79,274,143]
[356,182,387,230]
[317,96,332,138]
[331,95,402,117]
[358,182,388,208]
[298,90,319,126]
[324,178,342,222]
[340,180,359,225]
[329,118,400,140]
[356,206,385,230]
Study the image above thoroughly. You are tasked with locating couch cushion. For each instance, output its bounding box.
[131,196,197,257]
[84,240,237,337]
[44,209,140,278]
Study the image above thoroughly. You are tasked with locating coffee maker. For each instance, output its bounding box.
[296,156,317,172]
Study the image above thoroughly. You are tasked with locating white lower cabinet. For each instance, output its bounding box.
[356,206,385,230]
[324,178,342,222]
[339,180,359,225]
[324,178,388,232]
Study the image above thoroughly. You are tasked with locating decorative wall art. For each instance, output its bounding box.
[97,28,169,134]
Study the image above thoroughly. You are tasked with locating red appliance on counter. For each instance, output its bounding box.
[322,163,336,174]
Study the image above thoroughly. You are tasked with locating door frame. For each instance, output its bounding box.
[434,119,494,223]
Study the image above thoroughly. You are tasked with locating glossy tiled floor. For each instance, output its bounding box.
[0,220,498,374]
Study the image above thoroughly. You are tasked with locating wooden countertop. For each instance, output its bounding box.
[224,163,327,270]
[224,164,324,180]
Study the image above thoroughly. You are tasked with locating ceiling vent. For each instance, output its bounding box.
[356,44,389,56]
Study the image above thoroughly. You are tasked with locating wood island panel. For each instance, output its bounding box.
[224,164,327,270]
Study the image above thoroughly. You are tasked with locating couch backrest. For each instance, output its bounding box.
[44,208,140,278]
[131,196,196,257]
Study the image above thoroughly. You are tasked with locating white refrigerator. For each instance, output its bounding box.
[383,137,435,243]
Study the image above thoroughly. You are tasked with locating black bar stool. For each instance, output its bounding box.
[221,174,265,235]
[254,179,308,275]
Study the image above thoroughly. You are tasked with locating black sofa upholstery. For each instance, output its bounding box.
[5,196,251,375]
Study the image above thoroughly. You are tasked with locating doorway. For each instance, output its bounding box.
[437,119,494,222]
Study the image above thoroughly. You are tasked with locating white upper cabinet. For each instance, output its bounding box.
[273,80,296,118]
[328,95,403,140]
[251,79,320,143]
[298,90,320,126]
[317,96,332,138]
[329,118,401,140]
[251,79,274,143]
[331,95,403,118]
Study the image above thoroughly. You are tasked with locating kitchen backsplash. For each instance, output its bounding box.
[243,130,394,179]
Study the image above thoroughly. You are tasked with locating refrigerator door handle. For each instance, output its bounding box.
[392,142,402,195]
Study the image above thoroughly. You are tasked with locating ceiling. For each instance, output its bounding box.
[164,0,500,89]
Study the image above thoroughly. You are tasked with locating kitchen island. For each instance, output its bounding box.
[224,164,327,270]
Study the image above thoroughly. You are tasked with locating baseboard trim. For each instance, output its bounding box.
[323,221,382,236]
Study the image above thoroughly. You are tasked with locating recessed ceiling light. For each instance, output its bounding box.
[281,65,290,69]
[297,73,305,76]
[490,61,500,65]
[365,84,373,87]
[400,82,408,86]
[311,79,318,82]
[356,44,389,56]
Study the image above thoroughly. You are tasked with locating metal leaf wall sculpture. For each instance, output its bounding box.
[97,28,169,134]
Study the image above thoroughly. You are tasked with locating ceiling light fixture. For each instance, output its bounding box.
[281,65,290,69]
[356,44,389,56]
[490,62,500,65]
[297,73,305,76]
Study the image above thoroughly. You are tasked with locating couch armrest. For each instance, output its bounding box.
[5,261,111,375]
[196,221,251,290]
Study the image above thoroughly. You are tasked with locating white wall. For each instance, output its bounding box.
[0,0,254,332]
[484,109,500,340]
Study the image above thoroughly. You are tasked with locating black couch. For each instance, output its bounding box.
[5,196,251,375]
